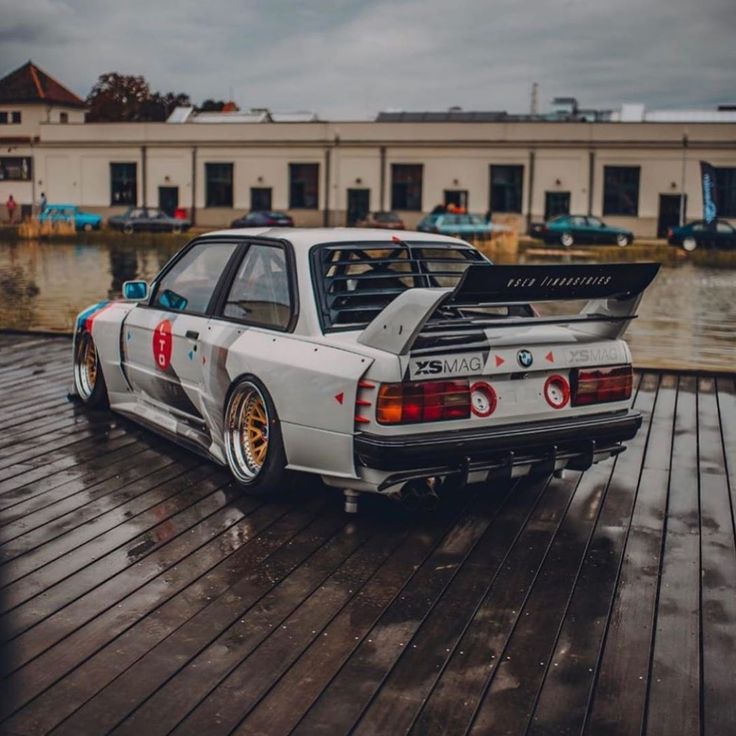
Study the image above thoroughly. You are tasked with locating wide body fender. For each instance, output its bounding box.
[199,322,375,479]
[74,301,135,397]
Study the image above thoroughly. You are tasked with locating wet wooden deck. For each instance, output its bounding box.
[0,334,734,736]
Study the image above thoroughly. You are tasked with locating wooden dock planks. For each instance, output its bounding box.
[0,335,734,736]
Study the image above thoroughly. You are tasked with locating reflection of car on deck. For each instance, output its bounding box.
[108,207,191,234]
[667,219,736,251]
[72,228,658,512]
[38,204,102,231]
[530,215,633,247]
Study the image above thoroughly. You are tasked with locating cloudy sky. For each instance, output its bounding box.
[0,0,733,118]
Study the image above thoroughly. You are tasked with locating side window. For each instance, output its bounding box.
[153,242,238,314]
[222,244,292,330]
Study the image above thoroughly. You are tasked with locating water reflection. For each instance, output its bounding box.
[0,239,734,372]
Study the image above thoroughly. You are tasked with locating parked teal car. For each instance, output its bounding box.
[416,213,508,240]
[530,215,633,247]
[39,204,102,231]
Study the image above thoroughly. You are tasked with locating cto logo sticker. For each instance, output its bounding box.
[153,320,173,370]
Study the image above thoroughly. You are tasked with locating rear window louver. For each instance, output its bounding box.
[315,242,482,330]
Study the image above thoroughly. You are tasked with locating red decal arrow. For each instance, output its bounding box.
[335,392,344,405]
[495,355,505,367]
[545,351,554,363]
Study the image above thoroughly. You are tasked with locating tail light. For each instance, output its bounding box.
[571,365,633,406]
[377,380,470,424]
[667,228,673,238]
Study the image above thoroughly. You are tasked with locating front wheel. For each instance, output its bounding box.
[560,232,574,247]
[616,233,631,247]
[682,236,697,252]
[224,378,290,495]
[123,223,134,235]
[172,223,182,234]
[73,332,109,408]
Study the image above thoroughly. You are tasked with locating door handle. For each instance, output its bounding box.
[185,330,199,340]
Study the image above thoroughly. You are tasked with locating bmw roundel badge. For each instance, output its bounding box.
[517,349,533,368]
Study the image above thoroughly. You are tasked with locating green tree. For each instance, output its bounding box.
[86,73,191,122]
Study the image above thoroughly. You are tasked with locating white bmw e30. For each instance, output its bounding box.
[72,228,659,512]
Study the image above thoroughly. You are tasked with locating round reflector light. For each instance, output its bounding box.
[470,382,497,418]
[544,374,570,409]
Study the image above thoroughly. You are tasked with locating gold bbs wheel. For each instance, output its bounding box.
[225,382,270,482]
[74,332,99,401]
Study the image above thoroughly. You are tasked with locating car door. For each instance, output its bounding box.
[197,241,295,440]
[716,221,736,249]
[122,240,241,425]
[567,216,588,241]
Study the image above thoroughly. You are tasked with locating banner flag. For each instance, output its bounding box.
[700,161,718,228]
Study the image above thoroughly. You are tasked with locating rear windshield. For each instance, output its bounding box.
[312,241,484,330]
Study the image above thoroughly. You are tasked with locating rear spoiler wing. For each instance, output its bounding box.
[358,262,659,356]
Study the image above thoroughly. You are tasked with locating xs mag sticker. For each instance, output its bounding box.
[409,352,484,380]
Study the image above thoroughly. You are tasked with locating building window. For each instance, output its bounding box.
[544,191,571,220]
[0,157,32,181]
[444,190,468,210]
[391,164,423,211]
[0,112,7,124]
[603,166,640,216]
[715,167,736,218]
[205,163,234,207]
[289,163,319,209]
[251,187,272,211]
[59,112,69,124]
[110,163,137,205]
[489,165,523,213]
[11,111,21,124]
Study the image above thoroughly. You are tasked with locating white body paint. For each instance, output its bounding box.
[73,228,651,495]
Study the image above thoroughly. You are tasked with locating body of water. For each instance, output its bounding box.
[0,239,734,372]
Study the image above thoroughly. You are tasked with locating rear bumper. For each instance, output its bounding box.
[354,410,641,488]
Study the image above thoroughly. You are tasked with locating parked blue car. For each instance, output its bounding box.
[530,215,633,247]
[39,204,102,231]
[416,213,508,240]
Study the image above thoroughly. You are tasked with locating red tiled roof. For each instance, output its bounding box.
[0,61,86,108]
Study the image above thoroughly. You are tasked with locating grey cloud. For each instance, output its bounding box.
[0,0,733,116]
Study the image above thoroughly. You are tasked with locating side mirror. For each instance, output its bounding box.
[123,280,149,301]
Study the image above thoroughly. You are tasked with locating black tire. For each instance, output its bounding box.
[223,376,291,495]
[73,331,109,408]
[683,236,697,252]
[123,223,134,235]
[560,232,574,247]
[615,233,631,247]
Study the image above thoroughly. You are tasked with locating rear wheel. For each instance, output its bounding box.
[616,233,631,247]
[560,232,574,247]
[73,332,109,408]
[172,223,182,234]
[224,378,289,495]
[682,236,697,252]
[123,223,134,235]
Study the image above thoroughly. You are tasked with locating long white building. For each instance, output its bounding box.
[1,62,735,237]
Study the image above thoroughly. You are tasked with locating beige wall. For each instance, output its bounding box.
[3,118,732,233]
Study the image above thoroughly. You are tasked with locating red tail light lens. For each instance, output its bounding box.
[377,380,470,424]
[571,365,633,406]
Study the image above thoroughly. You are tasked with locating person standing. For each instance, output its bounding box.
[6,194,17,224]
[39,191,47,214]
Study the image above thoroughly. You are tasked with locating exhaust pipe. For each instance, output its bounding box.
[399,478,440,512]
